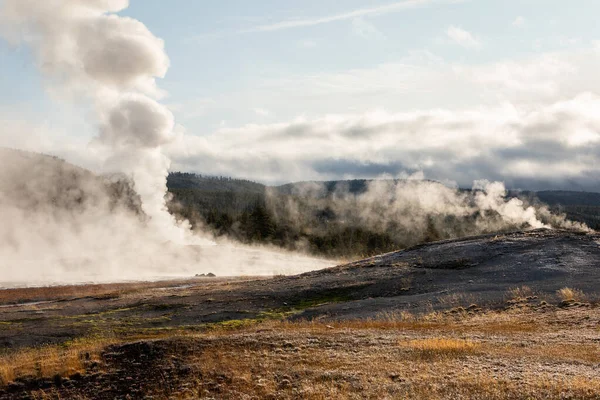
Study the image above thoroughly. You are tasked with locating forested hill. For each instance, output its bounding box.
[3,149,598,259]
[276,179,372,196]
[0,148,142,215]
[536,191,600,206]
[276,179,443,197]
[166,174,267,232]
[167,172,265,193]
[166,173,600,257]
[166,174,600,213]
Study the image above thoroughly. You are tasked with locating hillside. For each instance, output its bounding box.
[2,229,598,346]
[166,174,600,257]
[532,191,600,230]
[0,148,142,215]
[2,150,598,258]
[167,172,265,193]
[2,229,600,399]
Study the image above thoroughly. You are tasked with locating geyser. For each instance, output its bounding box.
[0,0,194,244]
[0,1,331,286]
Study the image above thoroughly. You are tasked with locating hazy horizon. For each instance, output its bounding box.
[2,1,600,190]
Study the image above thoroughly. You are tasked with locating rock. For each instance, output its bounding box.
[206,272,216,277]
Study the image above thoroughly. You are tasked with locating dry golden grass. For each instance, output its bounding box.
[4,306,600,399]
[436,292,478,307]
[0,307,544,387]
[505,285,533,300]
[400,337,480,359]
[180,329,600,400]
[0,337,118,385]
[0,282,147,305]
[0,277,261,305]
[251,310,539,337]
[556,287,586,302]
[496,342,600,364]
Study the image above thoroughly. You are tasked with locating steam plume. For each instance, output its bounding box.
[265,176,589,252]
[0,0,193,243]
[0,2,590,288]
[0,1,331,286]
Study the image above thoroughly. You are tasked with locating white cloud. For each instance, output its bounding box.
[165,45,600,137]
[512,16,526,27]
[446,26,482,49]
[166,93,600,190]
[8,33,600,191]
[557,36,581,47]
[158,43,600,188]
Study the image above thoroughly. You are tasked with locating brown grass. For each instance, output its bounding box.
[0,307,545,388]
[436,292,478,307]
[499,343,600,364]
[400,337,479,359]
[0,277,261,306]
[4,303,600,399]
[556,287,586,302]
[253,310,539,336]
[178,327,600,400]
[0,337,118,385]
[0,282,150,305]
[505,285,533,300]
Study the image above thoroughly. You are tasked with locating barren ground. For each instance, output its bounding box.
[1,229,600,399]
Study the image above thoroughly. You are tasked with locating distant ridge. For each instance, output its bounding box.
[167,172,265,193]
[0,147,143,215]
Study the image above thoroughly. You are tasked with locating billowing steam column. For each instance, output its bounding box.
[0,0,204,244]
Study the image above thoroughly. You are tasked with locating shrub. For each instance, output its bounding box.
[556,287,586,302]
[506,286,533,301]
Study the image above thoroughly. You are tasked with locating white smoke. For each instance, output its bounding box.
[0,1,590,288]
[472,180,543,229]
[0,0,192,244]
[265,175,589,254]
[0,149,331,286]
[0,1,332,286]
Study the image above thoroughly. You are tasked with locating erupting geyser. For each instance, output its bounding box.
[0,1,587,287]
[0,0,201,244]
[0,0,337,287]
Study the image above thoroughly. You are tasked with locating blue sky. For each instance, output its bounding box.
[123,0,600,130]
[2,0,600,189]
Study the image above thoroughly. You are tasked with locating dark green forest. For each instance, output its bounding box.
[167,173,405,257]
[5,149,598,260]
[167,173,600,258]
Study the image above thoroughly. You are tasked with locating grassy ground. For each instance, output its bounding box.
[1,292,600,399]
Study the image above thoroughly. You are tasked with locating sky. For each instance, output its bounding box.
[1,0,600,190]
